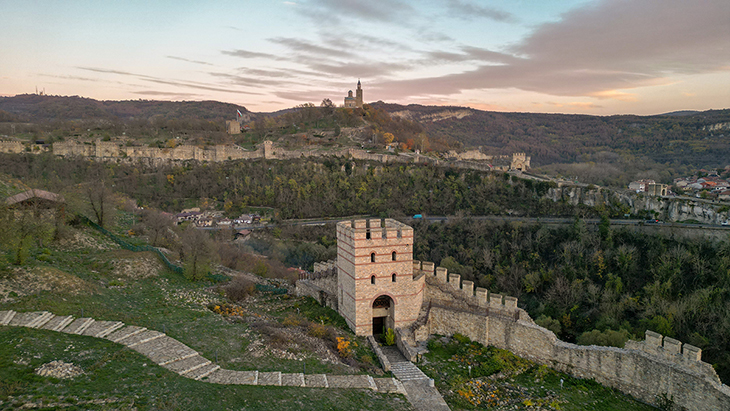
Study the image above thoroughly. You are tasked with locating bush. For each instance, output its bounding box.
[384,328,396,346]
[224,276,255,302]
[577,328,630,348]
[308,323,327,338]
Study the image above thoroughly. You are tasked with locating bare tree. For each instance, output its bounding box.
[85,180,116,228]
[142,210,174,247]
[180,227,218,281]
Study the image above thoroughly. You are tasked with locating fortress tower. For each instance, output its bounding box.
[336,219,424,336]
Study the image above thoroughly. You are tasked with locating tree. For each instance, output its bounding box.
[180,226,218,281]
[0,203,53,265]
[142,209,174,247]
[382,132,395,145]
[85,180,116,228]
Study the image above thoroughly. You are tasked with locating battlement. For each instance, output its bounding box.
[413,260,518,311]
[337,218,413,243]
[630,330,703,362]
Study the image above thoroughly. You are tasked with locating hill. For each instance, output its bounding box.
[0,94,252,122]
[370,102,730,168]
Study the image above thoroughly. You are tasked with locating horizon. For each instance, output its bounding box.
[2,92,727,118]
[1,1,729,116]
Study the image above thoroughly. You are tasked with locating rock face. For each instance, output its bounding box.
[546,187,730,224]
[35,360,85,379]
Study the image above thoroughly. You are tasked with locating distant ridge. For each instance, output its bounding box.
[660,110,701,117]
[0,94,252,122]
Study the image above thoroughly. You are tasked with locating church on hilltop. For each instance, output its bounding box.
[344,80,363,108]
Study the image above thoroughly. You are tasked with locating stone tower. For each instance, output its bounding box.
[336,218,424,336]
[343,80,363,108]
[355,79,363,108]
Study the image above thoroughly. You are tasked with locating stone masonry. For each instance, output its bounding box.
[336,219,424,336]
[393,260,730,411]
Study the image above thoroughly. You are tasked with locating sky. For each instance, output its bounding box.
[1,0,728,115]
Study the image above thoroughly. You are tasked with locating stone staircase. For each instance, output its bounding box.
[0,310,405,391]
[381,346,451,410]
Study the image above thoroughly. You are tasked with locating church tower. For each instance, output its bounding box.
[355,79,363,108]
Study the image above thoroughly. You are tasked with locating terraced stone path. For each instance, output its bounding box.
[382,346,451,410]
[0,310,405,396]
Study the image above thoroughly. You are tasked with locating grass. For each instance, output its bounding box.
[1,223,402,409]
[419,334,655,411]
[0,327,412,411]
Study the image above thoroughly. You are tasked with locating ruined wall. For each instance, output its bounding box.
[404,260,730,410]
[0,141,25,154]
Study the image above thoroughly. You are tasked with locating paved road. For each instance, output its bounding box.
[203,215,730,231]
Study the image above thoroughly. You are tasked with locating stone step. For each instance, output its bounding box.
[28,312,54,329]
[159,352,197,367]
[281,373,305,387]
[60,318,94,335]
[41,315,74,332]
[106,326,147,343]
[9,311,47,327]
[82,321,124,338]
[162,354,210,374]
[374,377,405,394]
[131,336,197,365]
[0,310,15,325]
[187,362,220,381]
[205,369,257,385]
[391,362,429,381]
[326,375,374,389]
[122,330,164,348]
[257,371,282,386]
[304,374,328,388]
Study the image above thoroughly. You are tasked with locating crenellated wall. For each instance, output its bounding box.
[400,260,730,411]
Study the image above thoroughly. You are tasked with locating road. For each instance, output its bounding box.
[201,215,730,231]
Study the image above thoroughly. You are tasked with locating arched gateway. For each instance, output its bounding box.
[336,219,424,336]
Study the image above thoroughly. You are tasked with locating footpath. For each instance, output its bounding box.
[1,310,449,410]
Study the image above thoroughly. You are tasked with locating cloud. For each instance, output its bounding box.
[304,0,415,23]
[76,67,264,95]
[369,0,730,101]
[270,38,355,59]
[446,0,515,22]
[222,49,281,60]
[166,56,214,66]
[133,90,201,98]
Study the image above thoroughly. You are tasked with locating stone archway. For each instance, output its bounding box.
[372,295,394,335]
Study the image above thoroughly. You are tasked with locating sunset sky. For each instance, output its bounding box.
[1,0,728,114]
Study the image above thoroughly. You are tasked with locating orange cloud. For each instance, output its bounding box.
[590,90,638,102]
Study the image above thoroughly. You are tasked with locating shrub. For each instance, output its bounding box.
[308,323,327,338]
[224,276,255,302]
[453,333,471,344]
[282,314,302,327]
[384,328,396,346]
[577,328,630,348]
[336,337,353,358]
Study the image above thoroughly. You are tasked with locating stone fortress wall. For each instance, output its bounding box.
[297,254,730,410]
[400,260,730,411]
[0,139,528,171]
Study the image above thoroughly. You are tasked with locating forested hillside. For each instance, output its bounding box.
[372,102,730,168]
[412,218,730,383]
[0,153,576,219]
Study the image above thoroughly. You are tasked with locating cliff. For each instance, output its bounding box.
[547,186,730,225]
